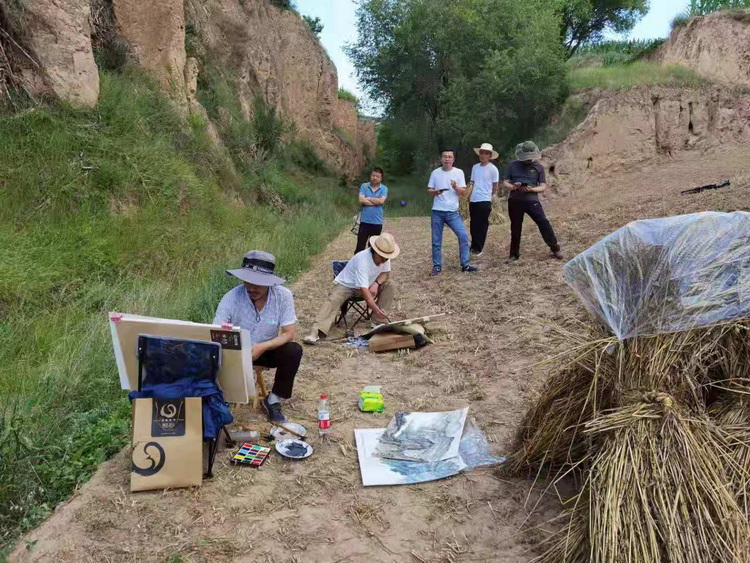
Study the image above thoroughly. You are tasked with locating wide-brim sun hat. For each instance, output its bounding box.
[473,142,499,160]
[226,250,286,286]
[516,141,541,161]
[368,232,400,260]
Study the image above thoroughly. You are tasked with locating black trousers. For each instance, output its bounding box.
[355,222,383,254]
[508,198,560,258]
[469,201,492,253]
[253,342,302,399]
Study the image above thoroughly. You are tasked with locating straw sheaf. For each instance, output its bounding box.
[508,321,750,562]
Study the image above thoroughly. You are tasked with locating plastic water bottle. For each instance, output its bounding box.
[318,394,331,435]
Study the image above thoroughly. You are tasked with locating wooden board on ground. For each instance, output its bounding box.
[362,313,449,339]
[110,313,254,403]
[369,332,416,353]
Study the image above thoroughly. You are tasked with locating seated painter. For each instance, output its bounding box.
[213,250,302,424]
[303,232,400,344]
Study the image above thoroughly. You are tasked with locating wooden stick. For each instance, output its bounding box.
[270,421,305,438]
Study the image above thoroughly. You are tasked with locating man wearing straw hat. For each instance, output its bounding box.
[303,232,400,344]
[468,143,500,257]
[502,141,563,263]
[213,250,302,423]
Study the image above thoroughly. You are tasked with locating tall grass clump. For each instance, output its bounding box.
[337,87,359,104]
[0,66,351,551]
[569,39,665,69]
[570,62,705,91]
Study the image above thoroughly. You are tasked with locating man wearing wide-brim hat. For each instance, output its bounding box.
[213,250,302,423]
[468,143,501,257]
[303,232,400,344]
[501,141,563,263]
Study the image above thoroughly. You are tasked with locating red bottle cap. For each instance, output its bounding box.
[320,394,328,399]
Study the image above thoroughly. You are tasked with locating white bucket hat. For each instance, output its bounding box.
[473,143,499,160]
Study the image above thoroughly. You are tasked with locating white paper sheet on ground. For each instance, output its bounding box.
[109,312,253,403]
[355,428,467,486]
[375,407,468,462]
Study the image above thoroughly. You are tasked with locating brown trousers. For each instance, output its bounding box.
[312,280,396,336]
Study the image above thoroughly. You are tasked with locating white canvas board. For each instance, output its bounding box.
[375,407,468,463]
[109,312,253,403]
[355,429,467,487]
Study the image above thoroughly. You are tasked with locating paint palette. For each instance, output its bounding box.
[231,443,271,467]
[275,439,313,460]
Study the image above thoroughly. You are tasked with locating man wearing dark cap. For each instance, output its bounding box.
[502,141,563,263]
[213,250,302,423]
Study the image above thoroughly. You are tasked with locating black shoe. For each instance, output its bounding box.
[504,256,520,265]
[462,264,478,272]
[551,250,564,260]
[263,396,287,423]
[430,265,442,276]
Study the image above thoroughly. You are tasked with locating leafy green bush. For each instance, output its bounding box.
[303,15,323,36]
[288,140,328,173]
[688,0,750,16]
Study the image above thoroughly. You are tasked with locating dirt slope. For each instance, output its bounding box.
[9,143,750,562]
[658,9,750,87]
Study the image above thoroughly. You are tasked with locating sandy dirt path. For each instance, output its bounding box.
[10,147,750,563]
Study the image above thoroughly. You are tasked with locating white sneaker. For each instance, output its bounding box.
[303,332,320,345]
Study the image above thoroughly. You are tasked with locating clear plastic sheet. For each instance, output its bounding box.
[563,211,750,340]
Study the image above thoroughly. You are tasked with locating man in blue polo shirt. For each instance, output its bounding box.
[355,167,388,254]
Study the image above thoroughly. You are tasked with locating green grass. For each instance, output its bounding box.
[337,87,358,104]
[569,39,665,69]
[570,62,706,91]
[0,67,351,551]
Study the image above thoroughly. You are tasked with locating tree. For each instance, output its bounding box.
[346,0,568,174]
[302,15,323,37]
[560,0,649,59]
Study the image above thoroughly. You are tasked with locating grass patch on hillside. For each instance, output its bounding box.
[570,62,705,91]
[569,39,665,68]
[0,68,349,551]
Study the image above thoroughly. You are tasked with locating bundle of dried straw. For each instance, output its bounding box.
[509,321,750,562]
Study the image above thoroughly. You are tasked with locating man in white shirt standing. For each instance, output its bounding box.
[303,233,400,344]
[427,149,477,276]
[469,143,500,257]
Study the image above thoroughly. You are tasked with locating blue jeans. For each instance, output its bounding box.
[431,210,470,268]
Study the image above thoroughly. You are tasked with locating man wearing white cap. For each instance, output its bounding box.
[469,143,500,257]
[303,232,400,344]
[213,250,302,423]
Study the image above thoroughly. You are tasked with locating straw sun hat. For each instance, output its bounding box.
[368,232,400,259]
[473,142,499,160]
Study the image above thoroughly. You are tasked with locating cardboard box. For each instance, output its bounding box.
[369,332,416,353]
[131,397,203,492]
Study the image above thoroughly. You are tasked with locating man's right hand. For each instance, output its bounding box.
[372,305,386,321]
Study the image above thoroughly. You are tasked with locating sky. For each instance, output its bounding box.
[294,0,691,102]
